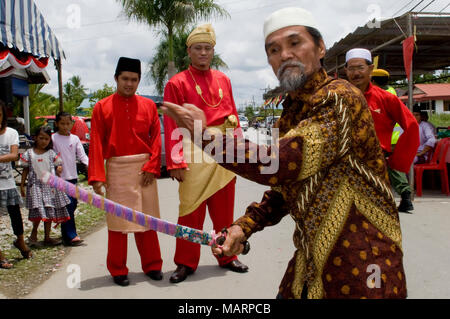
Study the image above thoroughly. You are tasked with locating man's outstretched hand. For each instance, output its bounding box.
[161,102,207,135]
[212,225,247,257]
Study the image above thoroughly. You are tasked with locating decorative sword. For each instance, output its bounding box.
[41,172,249,253]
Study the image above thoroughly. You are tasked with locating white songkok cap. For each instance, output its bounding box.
[264,7,318,40]
[345,48,372,63]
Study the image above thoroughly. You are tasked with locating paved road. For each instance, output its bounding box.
[21,174,450,299]
[20,129,450,299]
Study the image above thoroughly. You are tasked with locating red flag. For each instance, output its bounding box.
[403,36,415,81]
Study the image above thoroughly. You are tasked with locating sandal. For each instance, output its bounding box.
[27,237,39,247]
[68,239,84,247]
[13,240,33,259]
[0,259,13,269]
[43,238,62,247]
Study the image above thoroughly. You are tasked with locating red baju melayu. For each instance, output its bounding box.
[163,65,240,270]
[364,83,419,173]
[88,93,163,277]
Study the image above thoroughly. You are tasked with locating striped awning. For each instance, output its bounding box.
[0,0,65,60]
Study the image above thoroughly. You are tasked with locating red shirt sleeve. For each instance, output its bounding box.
[142,103,162,177]
[88,101,107,184]
[163,81,188,171]
[386,94,420,173]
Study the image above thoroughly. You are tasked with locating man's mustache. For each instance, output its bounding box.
[277,61,305,79]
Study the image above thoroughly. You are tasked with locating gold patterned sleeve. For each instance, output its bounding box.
[232,189,289,239]
[202,107,343,187]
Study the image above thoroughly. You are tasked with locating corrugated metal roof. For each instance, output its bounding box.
[325,12,450,80]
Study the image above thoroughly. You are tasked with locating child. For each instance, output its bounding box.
[0,100,32,267]
[52,112,88,246]
[20,126,71,246]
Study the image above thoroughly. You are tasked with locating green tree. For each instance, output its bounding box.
[63,75,87,114]
[149,29,228,95]
[244,106,255,122]
[117,0,229,79]
[28,84,59,132]
[89,84,116,108]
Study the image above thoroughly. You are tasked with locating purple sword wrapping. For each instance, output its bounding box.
[41,172,219,247]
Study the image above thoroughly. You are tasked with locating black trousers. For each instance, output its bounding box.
[7,205,24,236]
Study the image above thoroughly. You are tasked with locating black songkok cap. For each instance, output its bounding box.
[115,57,141,77]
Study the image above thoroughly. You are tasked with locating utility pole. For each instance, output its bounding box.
[56,59,64,112]
[407,12,415,199]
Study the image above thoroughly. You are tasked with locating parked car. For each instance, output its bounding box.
[266,115,280,135]
[239,115,249,131]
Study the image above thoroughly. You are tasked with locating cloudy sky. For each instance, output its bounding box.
[34,0,450,109]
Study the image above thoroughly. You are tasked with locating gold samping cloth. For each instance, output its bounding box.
[179,115,237,217]
[106,154,160,233]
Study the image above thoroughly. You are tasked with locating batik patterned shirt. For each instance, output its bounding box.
[206,68,407,299]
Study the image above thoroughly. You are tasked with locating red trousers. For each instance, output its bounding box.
[174,178,237,271]
[107,230,163,277]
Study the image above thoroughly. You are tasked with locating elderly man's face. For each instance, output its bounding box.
[345,58,374,91]
[265,25,325,92]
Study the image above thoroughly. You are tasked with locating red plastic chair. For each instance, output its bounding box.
[414,137,450,197]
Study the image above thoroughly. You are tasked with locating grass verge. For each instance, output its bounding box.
[0,200,106,298]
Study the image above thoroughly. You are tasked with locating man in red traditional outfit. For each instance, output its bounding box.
[88,57,163,287]
[345,49,420,213]
[163,24,248,283]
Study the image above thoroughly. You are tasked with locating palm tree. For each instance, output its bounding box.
[149,29,228,95]
[63,75,87,114]
[117,0,229,79]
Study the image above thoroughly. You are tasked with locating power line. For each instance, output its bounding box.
[392,0,420,16]
[53,18,128,31]
[418,0,436,12]
[227,0,300,15]
[409,0,426,12]
[439,2,450,12]
[393,0,418,16]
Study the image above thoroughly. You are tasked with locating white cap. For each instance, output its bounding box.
[345,48,372,63]
[264,7,318,41]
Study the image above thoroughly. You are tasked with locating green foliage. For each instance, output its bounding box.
[117,0,229,79]
[148,28,228,95]
[63,76,87,114]
[28,84,59,133]
[89,84,116,109]
[430,113,450,128]
[244,106,255,122]
[393,70,450,87]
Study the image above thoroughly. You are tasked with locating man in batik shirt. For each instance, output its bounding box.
[162,7,407,299]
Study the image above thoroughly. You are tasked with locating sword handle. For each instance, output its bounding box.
[216,228,250,255]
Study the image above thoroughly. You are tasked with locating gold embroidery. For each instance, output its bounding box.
[292,249,307,299]
[353,191,403,250]
[284,123,324,180]
[309,177,353,299]
[348,155,395,201]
